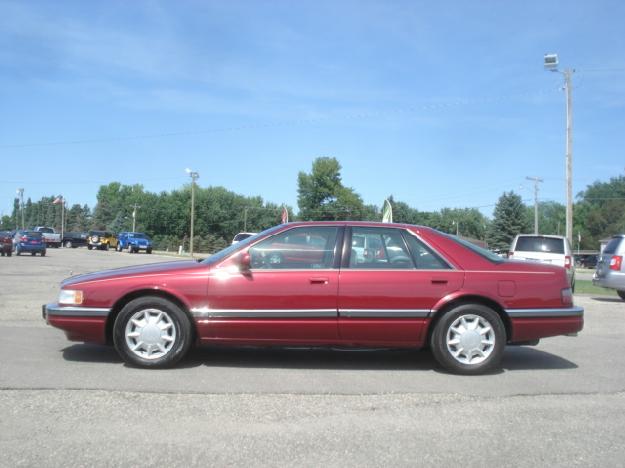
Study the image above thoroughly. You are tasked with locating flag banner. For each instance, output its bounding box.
[382,199,393,223]
[281,206,289,224]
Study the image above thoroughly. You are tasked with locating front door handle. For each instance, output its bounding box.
[431,278,448,285]
[309,277,329,284]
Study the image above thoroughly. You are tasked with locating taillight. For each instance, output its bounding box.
[20,236,28,242]
[610,255,623,271]
[564,255,572,269]
[561,287,573,306]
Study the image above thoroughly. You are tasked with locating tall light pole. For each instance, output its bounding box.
[16,188,24,229]
[544,53,574,244]
[185,168,200,257]
[131,203,140,232]
[526,176,543,235]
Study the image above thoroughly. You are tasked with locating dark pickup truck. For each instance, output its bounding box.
[62,232,88,248]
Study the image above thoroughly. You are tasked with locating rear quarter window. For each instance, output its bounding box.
[603,237,623,255]
[514,236,564,254]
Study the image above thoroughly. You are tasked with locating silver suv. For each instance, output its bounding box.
[509,234,575,289]
[593,235,625,300]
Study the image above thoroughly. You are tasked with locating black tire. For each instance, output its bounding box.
[87,245,93,250]
[116,243,122,252]
[65,241,73,248]
[0,252,4,257]
[31,252,36,256]
[618,290,625,301]
[6,250,10,257]
[104,244,109,251]
[430,303,506,375]
[146,248,152,254]
[41,250,46,256]
[128,245,133,254]
[113,296,193,368]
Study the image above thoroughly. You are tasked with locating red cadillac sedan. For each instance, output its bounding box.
[43,222,583,374]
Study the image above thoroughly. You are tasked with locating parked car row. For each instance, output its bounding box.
[0,229,154,256]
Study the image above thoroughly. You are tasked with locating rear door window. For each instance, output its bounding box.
[515,236,564,254]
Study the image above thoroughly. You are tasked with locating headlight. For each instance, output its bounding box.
[58,289,84,305]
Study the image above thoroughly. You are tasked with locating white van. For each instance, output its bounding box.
[509,234,575,289]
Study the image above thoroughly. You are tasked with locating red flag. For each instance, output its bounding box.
[53,196,63,205]
[281,206,289,224]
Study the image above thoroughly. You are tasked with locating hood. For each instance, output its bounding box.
[62,260,204,287]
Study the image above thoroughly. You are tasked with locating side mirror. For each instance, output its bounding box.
[236,251,251,272]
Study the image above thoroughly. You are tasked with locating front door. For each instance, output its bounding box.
[201,226,342,344]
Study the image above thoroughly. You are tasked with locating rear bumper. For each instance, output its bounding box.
[43,303,110,344]
[506,306,584,343]
[593,272,625,291]
[16,244,45,252]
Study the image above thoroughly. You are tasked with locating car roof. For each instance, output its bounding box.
[280,221,434,231]
[515,234,566,240]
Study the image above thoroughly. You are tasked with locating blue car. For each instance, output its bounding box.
[117,232,153,254]
[13,230,46,256]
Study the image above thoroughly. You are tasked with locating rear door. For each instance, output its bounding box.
[337,227,464,346]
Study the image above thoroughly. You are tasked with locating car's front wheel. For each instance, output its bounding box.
[430,304,505,375]
[618,290,625,301]
[113,296,193,368]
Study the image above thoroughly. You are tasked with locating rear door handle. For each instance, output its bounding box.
[431,278,448,285]
[309,277,329,284]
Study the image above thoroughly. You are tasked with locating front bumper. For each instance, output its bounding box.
[43,303,111,344]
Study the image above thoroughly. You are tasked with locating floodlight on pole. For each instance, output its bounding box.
[543,52,574,244]
[186,168,200,258]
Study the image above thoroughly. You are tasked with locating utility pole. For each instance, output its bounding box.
[526,176,543,235]
[185,168,200,258]
[243,207,248,232]
[16,188,24,229]
[564,68,574,245]
[544,53,574,244]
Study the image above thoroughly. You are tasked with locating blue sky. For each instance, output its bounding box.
[1,0,624,218]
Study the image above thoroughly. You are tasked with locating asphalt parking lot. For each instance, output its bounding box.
[1,248,624,467]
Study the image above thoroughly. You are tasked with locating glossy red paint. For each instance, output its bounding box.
[44,221,584,356]
[47,316,108,344]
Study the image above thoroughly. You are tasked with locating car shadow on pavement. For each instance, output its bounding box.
[61,344,577,372]
[62,344,123,364]
[501,347,577,371]
[591,297,623,303]
[185,346,435,371]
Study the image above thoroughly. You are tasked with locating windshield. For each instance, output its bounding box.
[444,234,504,264]
[202,225,284,265]
[38,227,53,233]
[130,233,147,239]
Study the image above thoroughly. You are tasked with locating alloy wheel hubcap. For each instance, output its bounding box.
[125,308,176,360]
[446,314,495,365]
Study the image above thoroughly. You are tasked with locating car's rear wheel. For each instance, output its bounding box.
[618,290,625,301]
[430,304,505,375]
[146,248,152,254]
[113,296,192,368]
[87,245,93,250]
[41,251,46,256]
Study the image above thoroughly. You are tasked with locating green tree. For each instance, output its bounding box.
[297,157,367,220]
[487,192,531,251]
[575,175,625,249]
